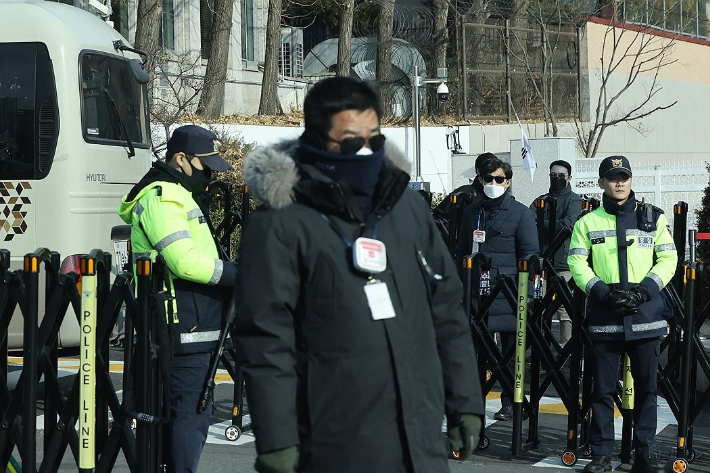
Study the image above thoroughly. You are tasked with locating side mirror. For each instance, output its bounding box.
[129,58,149,84]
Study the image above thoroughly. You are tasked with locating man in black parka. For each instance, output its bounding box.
[235,77,484,473]
[456,158,539,421]
[529,160,582,346]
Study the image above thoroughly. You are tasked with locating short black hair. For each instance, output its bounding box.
[475,152,497,173]
[549,160,572,175]
[303,77,383,138]
[480,157,513,179]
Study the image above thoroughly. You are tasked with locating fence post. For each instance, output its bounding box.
[512,258,530,457]
[79,255,97,473]
[22,252,40,473]
[135,257,155,473]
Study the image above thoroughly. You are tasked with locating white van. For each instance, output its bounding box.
[0,0,152,348]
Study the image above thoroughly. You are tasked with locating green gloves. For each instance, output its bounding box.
[254,446,299,473]
[447,414,482,461]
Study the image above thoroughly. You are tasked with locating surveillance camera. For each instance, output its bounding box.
[437,82,449,102]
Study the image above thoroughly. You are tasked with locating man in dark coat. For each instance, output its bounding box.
[235,77,484,473]
[456,158,539,421]
[529,160,582,345]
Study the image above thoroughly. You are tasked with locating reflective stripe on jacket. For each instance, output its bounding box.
[118,180,227,354]
[567,200,677,340]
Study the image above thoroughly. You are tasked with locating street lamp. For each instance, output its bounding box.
[411,65,448,185]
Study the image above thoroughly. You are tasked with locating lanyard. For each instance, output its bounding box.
[477,205,503,231]
[320,214,379,247]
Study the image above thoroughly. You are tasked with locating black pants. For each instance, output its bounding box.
[165,352,212,473]
[589,337,661,458]
[499,331,515,408]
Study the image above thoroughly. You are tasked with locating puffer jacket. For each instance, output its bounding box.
[235,140,484,473]
[530,185,582,271]
[456,192,540,332]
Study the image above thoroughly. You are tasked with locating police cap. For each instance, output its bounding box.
[167,125,231,171]
[599,155,632,179]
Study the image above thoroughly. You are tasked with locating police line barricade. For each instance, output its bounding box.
[0,249,178,473]
[463,252,531,451]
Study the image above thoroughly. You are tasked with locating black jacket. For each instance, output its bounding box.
[529,185,582,271]
[235,141,484,473]
[456,192,540,332]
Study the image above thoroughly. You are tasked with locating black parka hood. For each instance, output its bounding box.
[243,139,412,221]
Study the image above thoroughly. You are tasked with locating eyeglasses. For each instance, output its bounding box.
[483,175,507,184]
[326,134,386,155]
[550,172,568,179]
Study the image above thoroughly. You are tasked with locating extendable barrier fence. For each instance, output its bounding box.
[452,197,710,472]
[0,183,251,473]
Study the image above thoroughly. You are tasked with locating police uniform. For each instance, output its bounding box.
[567,156,677,472]
[118,125,237,473]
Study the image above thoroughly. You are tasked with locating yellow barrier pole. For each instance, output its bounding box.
[512,259,529,457]
[79,256,97,472]
[620,352,634,463]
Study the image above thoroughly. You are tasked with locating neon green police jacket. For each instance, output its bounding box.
[567,193,677,340]
[117,161,237,354]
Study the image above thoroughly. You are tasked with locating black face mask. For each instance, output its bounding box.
[183,160,211,194]
[550,176,567,192]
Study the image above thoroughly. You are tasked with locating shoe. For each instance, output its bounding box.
[631,455,664,473]
[494,405,512,421]
[584,455,612,473]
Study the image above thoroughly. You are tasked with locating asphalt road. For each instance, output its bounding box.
[6,344,710,473]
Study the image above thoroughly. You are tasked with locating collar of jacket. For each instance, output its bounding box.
[602,190,636,215]
[481,191,508,210]
[126,160,187,201]
[243,139,411,222]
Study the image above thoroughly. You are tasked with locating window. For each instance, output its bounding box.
[0,43,58,180]
[200,0,214,59]
[110,0,129,39]
[161,0,175,51]
[241,0,254,61]
[80,52,150,148]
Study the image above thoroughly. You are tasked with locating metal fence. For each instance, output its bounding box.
[573,158,708,227]
[461,17,579,121]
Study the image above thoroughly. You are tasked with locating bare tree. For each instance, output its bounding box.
[151,49,207,151]
[197,0,235,118]
[575,2,678,158]
[258,0,284,115]
[133,0,162,82]
[376,0,395,113]
[432,0,449,70]
[336,0,355,77]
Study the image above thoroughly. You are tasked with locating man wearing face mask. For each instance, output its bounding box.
[235,77,484,473]
[456,157,539,421]
[432,152,497,244]
[529,160,581,346]
[117,125,237,473]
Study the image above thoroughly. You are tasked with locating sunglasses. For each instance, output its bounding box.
[550,172,568,179]
[327,134,386,155]
[483,175,507,184]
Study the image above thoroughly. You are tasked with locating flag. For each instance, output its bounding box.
[509,94,536,181]
[519,124,536,181]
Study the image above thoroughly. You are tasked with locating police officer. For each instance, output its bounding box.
[530,160,582,346]
[118,125,237,473]
[568,156,677,473]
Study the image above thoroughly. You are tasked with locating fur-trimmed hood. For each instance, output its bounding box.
[244,139,412,210]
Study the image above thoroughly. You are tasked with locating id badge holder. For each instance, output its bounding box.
[472,229,486,254]
[353,237,386,274]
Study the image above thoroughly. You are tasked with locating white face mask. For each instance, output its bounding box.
[483,184,506,199]
[355,147,373,156]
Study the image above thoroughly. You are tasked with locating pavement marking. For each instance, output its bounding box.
[533,456,621,471]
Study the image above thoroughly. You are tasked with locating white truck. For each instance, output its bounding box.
[0,0,152,348]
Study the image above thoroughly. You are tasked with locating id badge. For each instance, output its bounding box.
[353,237,387,274]
[364,280,396,320]
[473,230,486,243]
[479,270,491,296]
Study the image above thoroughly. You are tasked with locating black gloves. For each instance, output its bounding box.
[254,446,299,473]
[447,414,482,461]
[606,286,650,316]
